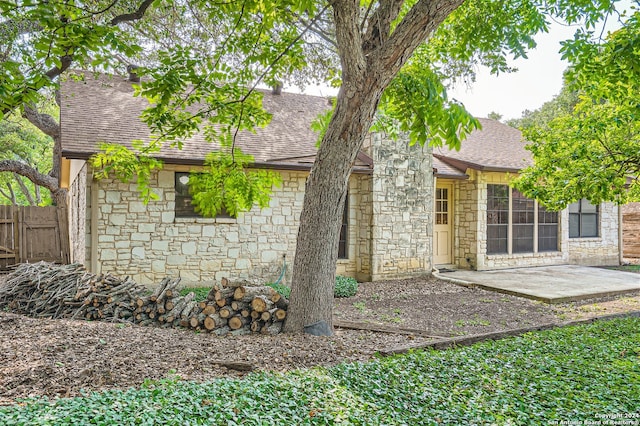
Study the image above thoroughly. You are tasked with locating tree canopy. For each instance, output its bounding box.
[1,0,637,333]
[513,11,640,210]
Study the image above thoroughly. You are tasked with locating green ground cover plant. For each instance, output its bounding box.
[179,287,210,302]
[267,276,359,300]
[1,317,638,425]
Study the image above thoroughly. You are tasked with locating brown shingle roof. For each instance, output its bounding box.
[60,72,372,171]
[433,118,532,173]
[433,157,468,179]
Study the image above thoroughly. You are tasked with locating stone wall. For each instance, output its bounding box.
[85,165,372,286]
[370,134,433,280]
[452,176,479,269]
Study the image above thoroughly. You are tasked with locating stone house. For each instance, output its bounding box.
[60,73,433,285]
[59,74,622,286]
[433,118,622,270]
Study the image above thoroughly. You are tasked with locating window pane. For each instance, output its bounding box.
[487,225,508,254]
[569,213,580,238]
[538,224,558,252]
[568,202,580,213]
[581,214,598,237]
[581,199,597,213]
[487,185,509,254]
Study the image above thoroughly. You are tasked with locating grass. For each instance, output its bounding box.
[1,317,639,425]
[603,264,640,274]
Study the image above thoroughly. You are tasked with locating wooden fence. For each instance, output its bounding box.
[0,206,70,270]
[623,212,640,258]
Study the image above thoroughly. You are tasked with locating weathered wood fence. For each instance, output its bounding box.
[0,206,70,270]
[623,212,640,258]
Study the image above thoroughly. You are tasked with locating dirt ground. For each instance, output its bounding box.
[1,274,639,405]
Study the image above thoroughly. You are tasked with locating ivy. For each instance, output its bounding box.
[1,317,638,424]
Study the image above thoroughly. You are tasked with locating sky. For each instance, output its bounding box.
[448,22,577,121]
[301,22,578,122]
[300,6,629,122]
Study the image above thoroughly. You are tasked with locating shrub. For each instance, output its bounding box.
[334,275,358,298]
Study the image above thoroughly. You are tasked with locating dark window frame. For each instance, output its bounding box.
[174,172,232,219]
[538,204,558,252]
[487,184,509,254]
[338,194,349,259]
[569,199,599,238]
[511,189,535,253]
[487,185,559,255]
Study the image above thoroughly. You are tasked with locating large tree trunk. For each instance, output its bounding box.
[284,0,464,334]
[284,83,383,334]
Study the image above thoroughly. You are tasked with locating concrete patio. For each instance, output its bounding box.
[436,265,640,303]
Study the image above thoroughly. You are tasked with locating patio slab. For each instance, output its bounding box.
[437,265,640,303]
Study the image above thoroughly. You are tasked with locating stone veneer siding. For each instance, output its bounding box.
[80,165,372,286]
[369,134,433,280]
[446,171,620,270]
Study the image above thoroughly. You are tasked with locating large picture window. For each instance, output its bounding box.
[487,185,559,255]
[569,199,599,238]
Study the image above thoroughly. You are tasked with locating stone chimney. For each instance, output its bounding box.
[126,64,140,83]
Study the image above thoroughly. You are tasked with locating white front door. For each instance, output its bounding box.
[434,183,453,264]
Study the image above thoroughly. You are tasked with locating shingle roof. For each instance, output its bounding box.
[60,72,372,171]
[433,118,532,174]
[433,157,468,179]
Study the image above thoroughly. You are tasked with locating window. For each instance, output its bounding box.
[512,189,534,253]
[487,185,559,255]
[569,199,599,238]
[487,184,509,254]
[538,205,558,251]
[175,172,231,218]
[435,188,449,225]
[338,195,349,259]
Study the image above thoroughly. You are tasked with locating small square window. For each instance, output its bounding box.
[175,172,232,218]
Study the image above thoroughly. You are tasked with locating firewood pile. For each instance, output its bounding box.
[0,262,288,335]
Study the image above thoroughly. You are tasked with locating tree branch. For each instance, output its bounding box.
[374,0,464,79]
[0,160,60,195]
[22,105,60,139]
[110,0,156,25]
[331,0,366,80]
[361,0,403,54]
[13,173,36,205]
[0,184,16,205]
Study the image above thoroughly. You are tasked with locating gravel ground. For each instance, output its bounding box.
[1,274,639,405]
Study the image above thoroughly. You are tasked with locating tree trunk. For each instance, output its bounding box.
[284,82,383,334]
[283,0,465,334]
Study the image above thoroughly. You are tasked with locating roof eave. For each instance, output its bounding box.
[62,151,373,175]
[434,154,524,174]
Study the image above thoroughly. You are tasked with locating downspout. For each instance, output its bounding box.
[618,205,624,265]
[90,177,99,274]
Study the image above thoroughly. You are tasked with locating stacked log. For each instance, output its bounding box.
[0,262,287,335]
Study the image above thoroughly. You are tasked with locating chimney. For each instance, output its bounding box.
[127,64,140,82]
[272,81,283,95]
